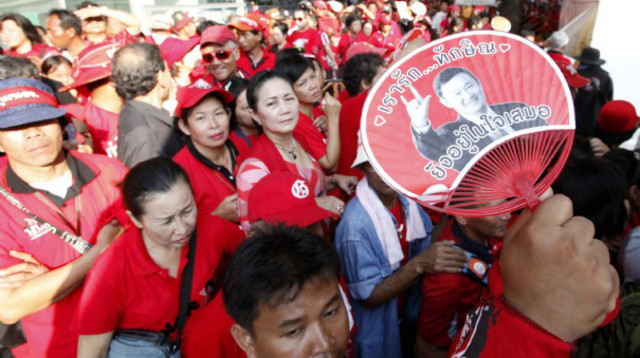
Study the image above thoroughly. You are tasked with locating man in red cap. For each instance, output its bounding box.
[590,100,639,157]
[74,3,141,44]
[196,25,250,90]
[370,14,399,56]
[171,10,197,41]
[228,15,276,77]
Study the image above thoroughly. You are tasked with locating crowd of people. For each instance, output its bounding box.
[0,0,636,357]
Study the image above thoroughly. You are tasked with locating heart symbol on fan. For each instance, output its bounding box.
[374,115,386,126]
[433,44,444,53]
[499,44,511,53]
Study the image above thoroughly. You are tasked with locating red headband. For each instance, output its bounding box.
[0,86,57,110]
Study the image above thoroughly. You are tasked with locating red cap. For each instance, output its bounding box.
[597,100,640,134]
[200,25,237,46]
[380,14,394,25]
[345,42,387,62]
[159,36,201,68]
[228,15,262,32]
[473,5,485,12]
[556,62,590,89]
[175,79,234,118]
[173,12,193,31]
[248,172,338,227]
[61,39,126,91]
[314,0,328,10]
[449,4,461,12]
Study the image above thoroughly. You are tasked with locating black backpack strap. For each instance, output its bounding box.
[171,229,197,353]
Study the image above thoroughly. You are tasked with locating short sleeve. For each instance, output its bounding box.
[236,158,270,232]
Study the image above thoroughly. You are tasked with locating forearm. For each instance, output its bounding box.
[77,332,113,358]
[319,118,341,172]
[0,245,102,324]
[362,261,420,309]
[103,8,141,35]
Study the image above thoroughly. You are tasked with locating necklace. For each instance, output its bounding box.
[276,139,297,161]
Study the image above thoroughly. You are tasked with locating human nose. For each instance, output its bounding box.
[173,217,190,236]
[24,126,44,139]
[308,322,332,356]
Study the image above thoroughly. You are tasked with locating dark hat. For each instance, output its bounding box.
[576,47,605,66]
[0,78,66,129]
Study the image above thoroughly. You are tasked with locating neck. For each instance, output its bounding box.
[177,31,189,40]
[299,103,314,118]
[134,88,164,109]
[91,84,124,113]
[142,233,183,272]
[86,33,106,44]
[238,123,258,136]
[193,141,229,167]
[248,46,264,62]
[458,224,488,245]
[9,151,69,184]
[376,190,397,209]
[15,40,33,54]
[266,131,294,148]
[67,37,86,57]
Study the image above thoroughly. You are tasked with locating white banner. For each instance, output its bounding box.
[455,0,497,6]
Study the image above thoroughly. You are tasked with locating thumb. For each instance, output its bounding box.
[9,251,37,264]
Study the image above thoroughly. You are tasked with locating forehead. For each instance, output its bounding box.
[441,73,477,91]
[1,20,19,29]
[46,15,61,27]
[257,78,294,99]
[140,180,193,217]
[202,42,232,52]
[192,96,225,112]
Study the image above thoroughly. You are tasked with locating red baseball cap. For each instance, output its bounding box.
[61,39,125,91]
[345,42,387,62]
[449,4,461,12]
[556,62,590,89]
[159,36,201,68]
[228,15,262,32]
[380,14,394,25]
[248,172,338,227]
[200,25,237,46]
[172,11,193,32]
[597,100,640,134]
[175,79,234,118]
[314,0,328,10]
[473,5,485,12]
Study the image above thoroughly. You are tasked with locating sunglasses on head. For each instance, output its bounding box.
[202,49,233,63]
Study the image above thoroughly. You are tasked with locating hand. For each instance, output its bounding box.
[401,86,431,130]
[211,193,239,223]
[500,194,619,342]
[332,174,358,196]
[409,240,467,275]
[322,92,342,123]
[315,196,345,216]
[0,251,49,288]
[76,144,94,154]
[95,219,124,253]
[313,115,328,133]
[589,137,610,157]
[74,6,106,20]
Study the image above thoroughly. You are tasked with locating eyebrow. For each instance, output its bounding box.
[276,293,341,329]
[323,294,341,310]
[157,200,193,220]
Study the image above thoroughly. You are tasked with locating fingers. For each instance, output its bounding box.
[530,194,574,228]
[562,216,595,246]
[0,262,39,277]
[8,251,38,264]
[409,85,424,102]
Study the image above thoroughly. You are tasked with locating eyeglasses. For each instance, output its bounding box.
[202,49,233,63]
[295,17,305,21]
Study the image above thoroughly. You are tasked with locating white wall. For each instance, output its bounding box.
[591,1,640,109]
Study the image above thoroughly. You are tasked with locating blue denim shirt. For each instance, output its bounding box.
[335,195,433,358]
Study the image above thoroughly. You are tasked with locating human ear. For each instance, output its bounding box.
[177,118,191,136]
[453,216,468,226]
[231,324,257,358]
[126,210,143,229]
[249,108,262,126]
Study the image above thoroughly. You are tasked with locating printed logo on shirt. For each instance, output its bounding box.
[291,180,310,199]
[105,136,118,158]
[451,304,498,357]
[293,38,309,50]
[23,218,56,241]
[193,78,212,90]
[472,260,487,276]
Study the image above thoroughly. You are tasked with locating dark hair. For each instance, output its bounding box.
[246,70,292,111]
[228,76,250,130]
[0,14,43,46]
[273,21,288,36]
[41,55,72,76]
[345,14,362,30]
[122,157,191,219]
[274,53,314,85]
[341,52,385,97]
[467,15,481,30]
[112,43,166,100]
[196,20,217,36]
[433,66,479,98]
[520,29,535,38]
[0,56,39,80]
[48,9,82,36]
[569,135,594,160]
[552,156,628,239]
[603,148,639,185]
[76,1,99,9]
[223,225,342,334]
[180,92,228,123]
[275,48,303,64]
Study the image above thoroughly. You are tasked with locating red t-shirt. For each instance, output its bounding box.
[337,32,368,64]
[76,215,244,335]
[6,43,58,59]
[84,101,119,158]
[228,129,259,149]
[337,90,367,180]
[288,28,322,55]
[294,111,327,161]
[236,48,276,78]
[370,32,399,54]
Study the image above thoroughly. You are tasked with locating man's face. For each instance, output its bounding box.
[45,15,73,50]
[439,72,487,118]
[361,163,396,198]
[0,120,64,170]
[238,30,261,53]
[457,210,511,241]
[294,11,309,30]
[82,16,107,37]
[202,42,239,82]
[233,277,349,358]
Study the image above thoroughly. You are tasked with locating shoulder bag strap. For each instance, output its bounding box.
[171,229,197,353]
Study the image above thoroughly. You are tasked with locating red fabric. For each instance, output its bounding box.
[5,43,58,59]
[418,222,489,348]
[338,89,351,104]
[547,51,573,66]
[318,17,342,37]
[389,199,408,313]
[336,90,367,180]
[0,152,126,358]
[83,101,119,158]
[288,28,322,55]
[337,33,368,64]
[370,32,399,55]
[236,48,276,77]
[447,296,574,358]
[228,130,259,149]
[294,111,328,161]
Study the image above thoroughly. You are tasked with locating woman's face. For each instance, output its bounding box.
[234,90,255,129]
[363,22,373,37]
[254,78,299,135]
[349,20,362,34]
[137,179,198,250]
[272,26,285,45]
[1,20,28,49]
[181,96,230,150]
[293,67,322,105]
[46,62,73,86]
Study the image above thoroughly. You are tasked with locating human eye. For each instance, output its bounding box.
[266,101,275,107]
[324,305,341,318]
[283,327,303,338]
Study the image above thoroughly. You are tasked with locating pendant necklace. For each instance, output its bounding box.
[277,139,297,161]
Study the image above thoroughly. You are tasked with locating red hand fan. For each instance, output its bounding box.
[361,31,574,216]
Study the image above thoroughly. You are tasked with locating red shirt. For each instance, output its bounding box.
[229,129,259,149]
[0,152,126,358]
[337,32,368,64]
[336,90,367,180]
[370,32,399,55]
[76,215,244,335]
[6,43,58,59]
[288,28,322,55]
[294,111,327,161]
[236,48,276,77]
[84,101,119,158]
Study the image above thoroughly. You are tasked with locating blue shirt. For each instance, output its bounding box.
[335,194,433,358]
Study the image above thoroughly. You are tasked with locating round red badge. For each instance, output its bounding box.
[362,31,574,216]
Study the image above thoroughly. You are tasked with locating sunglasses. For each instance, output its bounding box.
[202,49,233,63]
[295,17,306,21]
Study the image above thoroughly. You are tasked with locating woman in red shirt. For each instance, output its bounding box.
[274,54,342,172]
[228,77,261,148]
[0,14,57,61]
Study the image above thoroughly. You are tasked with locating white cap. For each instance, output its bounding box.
[351,131,369,168]
[549,30,569,49]
[149,14,172,30]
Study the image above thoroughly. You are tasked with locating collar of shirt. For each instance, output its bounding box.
[451,220,493,262]
[187,140,238,187]
[129,226,190,277]
[128,100,175,128]
[5,151,97,207]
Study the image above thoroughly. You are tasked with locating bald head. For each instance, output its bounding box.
[112,43,166,100]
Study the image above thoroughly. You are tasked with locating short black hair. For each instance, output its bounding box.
[112,43,166,100]
[0,56,39,80]
[433,66,479,98]
[0,14,43,46]
[223,225,342,334]
[196,20,217,36]
[345,14,362,29]
[41,55,72,76]
[48,9,82,36]
[520,29,535,38]
[76,1,99,9]
[273,21,288,35]
[246,70,292,112]
[341,52,385,97]
[122,157,191,219]
[274,53,314,85]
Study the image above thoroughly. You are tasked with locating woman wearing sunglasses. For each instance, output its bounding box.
[236,70,358,232]
[274,53,341,173]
